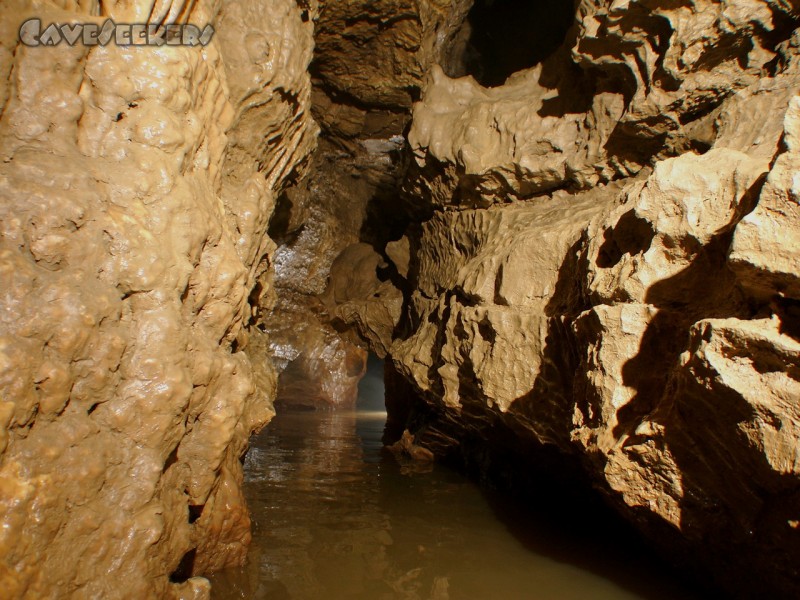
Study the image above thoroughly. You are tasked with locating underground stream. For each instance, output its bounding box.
[208,355,704,600]
[3,0,799,597]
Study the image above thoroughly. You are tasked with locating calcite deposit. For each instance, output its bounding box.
[0,0,315,597]
[367,1,800,597]
[285,0,800,597]
[2,0,800,597]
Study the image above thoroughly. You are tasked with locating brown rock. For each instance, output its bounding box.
[730,96,800,303]
[387,429,435,462]
[323,243,403,358]
[313,0,473,110]
[0,0,315,596]
[377,12,800,591]
[386,236,411,278]
[3,0,800,597]
[259,140,398,408]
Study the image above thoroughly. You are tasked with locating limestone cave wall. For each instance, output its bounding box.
[327,0,800,597]
[0,0,316,597]
[2,0,800,598]
[257,0,473,409]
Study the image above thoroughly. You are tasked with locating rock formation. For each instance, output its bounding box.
[0,0,315,597]
[2,0,800,598]
[251,0,800,597]
[258,0,474,408]
[365,1,800,597]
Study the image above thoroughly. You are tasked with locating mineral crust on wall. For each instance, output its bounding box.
[258,0,473,408]
[366,0,800,597]
[2,0,800,596]
[0,0,316,597]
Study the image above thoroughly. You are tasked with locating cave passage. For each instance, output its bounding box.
[457,0,576,86]
[208,356,702,599]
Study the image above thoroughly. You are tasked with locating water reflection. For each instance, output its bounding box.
[209,401,703,600]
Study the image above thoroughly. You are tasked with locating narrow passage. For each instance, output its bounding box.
[210,358,702,600]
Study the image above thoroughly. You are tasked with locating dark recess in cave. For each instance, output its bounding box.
[458,0,575,87]
[268,192,294,245]
[169,548,196,583]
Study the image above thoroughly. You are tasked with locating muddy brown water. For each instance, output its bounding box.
[209,364,706,600]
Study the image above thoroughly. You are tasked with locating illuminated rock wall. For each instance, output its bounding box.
[0,0,316,597]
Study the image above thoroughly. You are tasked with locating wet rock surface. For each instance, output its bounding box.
[0,0,315,597]
[258,138,402,409]
[372,3,800,597]
[256,0,474,408]
[2,0,800,597]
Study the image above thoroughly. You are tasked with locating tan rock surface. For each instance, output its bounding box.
[405,62,617,205]
[389,138,800,596]
[389,181,635,445]
[2,0,800,597]
[730,95,800,302]
[0,0,315,597]
[375,3,800,596]
[404,0,800,209]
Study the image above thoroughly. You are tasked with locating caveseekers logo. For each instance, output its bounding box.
[19,18,215,47]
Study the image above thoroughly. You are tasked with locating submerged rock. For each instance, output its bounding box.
[387,429,436,462]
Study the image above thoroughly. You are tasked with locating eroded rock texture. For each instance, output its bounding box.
[258,0,473,408]
[0,0,315,597]
[352,0,800,597]
[2,0,800,596]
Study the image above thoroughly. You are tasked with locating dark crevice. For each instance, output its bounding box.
[163,445,179,473]
[775,296,800,341]
[267,192,301,245]
[169,549,196,583]
[188,504,205,524]
[596,210,656,269]
[447,0,576,87]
